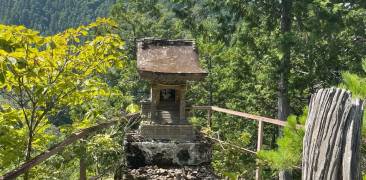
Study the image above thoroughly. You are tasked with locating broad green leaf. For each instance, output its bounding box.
[126,103,140,113]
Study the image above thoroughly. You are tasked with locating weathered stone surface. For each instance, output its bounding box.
[125,133,212,168]
[139,124,196,141]
[125,165,219,179]
[141,101,151,118]
[302,88,364,180]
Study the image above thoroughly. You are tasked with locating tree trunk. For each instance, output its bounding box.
[79,140,87,180]
[206,55,213,107]
[24,130,33,180]
[278,0,292,179]
[302,88,364,180]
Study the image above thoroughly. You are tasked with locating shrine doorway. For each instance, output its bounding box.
[160,89,176,103]
[157,88,180,124]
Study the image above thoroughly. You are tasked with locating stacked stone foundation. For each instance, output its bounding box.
[124,126,212,168]
[123,122,217,179]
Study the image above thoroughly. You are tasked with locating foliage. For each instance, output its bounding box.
[340,59,366,135]
[212,145,256,179]
[0,105,27,168]
[0,0,115,35]
[340,59,366,98]
[210,129,256,178]
[110,0,366,178]
[0,0,365,179]
[258,109,306,172]
[0,18,127,178]
[86,133,121,177]
[125,103,140,113]
[340,58,366,178]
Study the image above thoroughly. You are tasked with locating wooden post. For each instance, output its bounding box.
[207,108,212,128]
[302,88,364,180]
[179,85,186,122]
[255,120,264,180]
[79,139,87,180]
[150,84,159,123]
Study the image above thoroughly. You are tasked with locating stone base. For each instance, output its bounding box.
[125,134,212,168]
[125,165,219,179]
[139,124,196,141]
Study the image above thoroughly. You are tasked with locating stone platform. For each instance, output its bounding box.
[126,165,219,179]
[139,124,196,141]
[124,133,212,168]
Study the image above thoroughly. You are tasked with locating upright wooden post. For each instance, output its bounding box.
[302,88,364,180]
[179,85,186,122]
[150,84,159,123]
[255,120,264,180]
[207,108,212,128]
[79,139,87,180]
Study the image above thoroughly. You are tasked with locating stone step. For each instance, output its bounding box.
[158,112,179,117]
[157,103,179,109]
[139,124,196,141]
[157,107,179,111]
[157,110,180,124]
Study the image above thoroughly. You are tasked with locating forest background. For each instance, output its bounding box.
[0,0,365,179]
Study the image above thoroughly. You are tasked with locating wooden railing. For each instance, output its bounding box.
[191,106,290,180]
[0,113,140,180]
[2,106,295,180]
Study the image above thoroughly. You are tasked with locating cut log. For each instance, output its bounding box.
[302,88,364,180]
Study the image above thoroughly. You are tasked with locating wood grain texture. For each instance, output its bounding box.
[302,88,364,180]
[211,106,287,127]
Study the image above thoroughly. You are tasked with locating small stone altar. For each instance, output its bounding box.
[124,38,212,169]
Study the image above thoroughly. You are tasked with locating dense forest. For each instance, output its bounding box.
[0,0,115,34]
[0,0,366,179]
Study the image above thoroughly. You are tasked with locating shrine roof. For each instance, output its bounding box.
[137,38,207,82]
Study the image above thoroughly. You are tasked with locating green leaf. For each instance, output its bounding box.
[0,72,5,83]
[126,103,140,113]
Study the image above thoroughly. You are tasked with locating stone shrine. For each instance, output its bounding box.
[125,38,212,169]
[138,38,207,141]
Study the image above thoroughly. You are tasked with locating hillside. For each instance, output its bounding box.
[0,0,115,34]
[0,0,366,179]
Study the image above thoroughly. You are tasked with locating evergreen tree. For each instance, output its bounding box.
[109,0,366,178]
[0,0,365,178]
[0,0,115,35]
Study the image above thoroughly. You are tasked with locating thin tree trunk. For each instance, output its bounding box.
[302,88,363,180]
[79,140,87,180]
[24,130,33,180]
[278,0,292,122]
[278,0,292,179]
[206,56,213,107]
